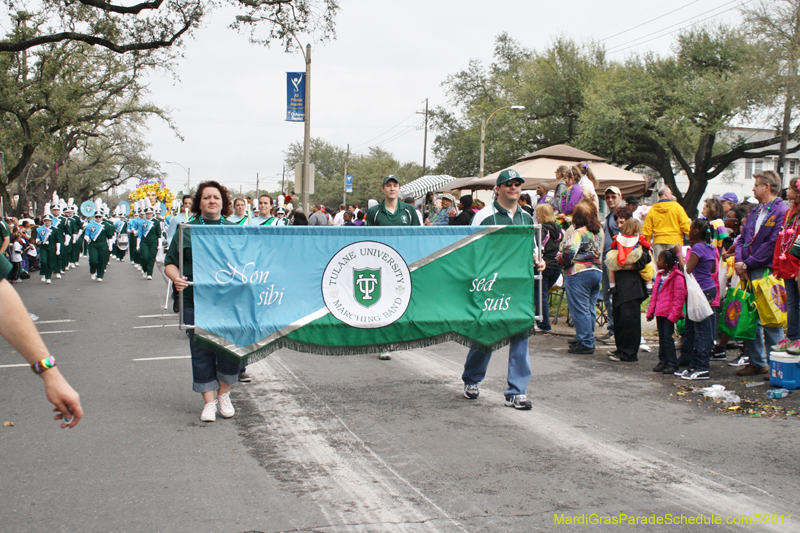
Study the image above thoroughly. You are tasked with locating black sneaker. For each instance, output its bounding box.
[238,370,252,383]
[710,345,727,361]
[568,345,595,355]
[662,365,678,374]
[464,383,479,400]
[505,394,532,410]
[652,363,667,373]
[727,355,749,367]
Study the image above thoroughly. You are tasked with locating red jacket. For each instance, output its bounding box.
[646,265,687,323]
[774,204,800,280]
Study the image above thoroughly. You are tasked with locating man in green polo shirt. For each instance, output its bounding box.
[463,169,539,410]
[365,175,420,359]
[365,175,420,228]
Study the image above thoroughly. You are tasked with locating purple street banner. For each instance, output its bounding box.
[286,72,305,122]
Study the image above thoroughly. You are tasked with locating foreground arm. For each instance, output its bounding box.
[0,280,82,428]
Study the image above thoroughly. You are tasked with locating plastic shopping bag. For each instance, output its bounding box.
[685,272,714,322]
[751,269,788,328]
[718,281,758,340]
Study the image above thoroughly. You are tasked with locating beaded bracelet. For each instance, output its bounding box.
[31,356,56,374]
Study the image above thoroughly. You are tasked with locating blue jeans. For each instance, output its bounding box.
[535,268,562,330]
[745,268,787,368]
[786,278,800,342]
[184,308,241,393]
[679,288,716,371]
[656,317,678,367]
[462,336,531,397]
[565,269,602,349]
[602,263,614,335]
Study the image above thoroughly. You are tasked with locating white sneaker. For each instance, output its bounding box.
[97,278,103,282]
[64,265,70,271]
[46,279,51,284]
[55,274,61,279]
[147,275,152,280]
[41,276,46,283]
[218,392,235,418]
[200,400,217,422]
[378,350,392,360]
[91,273,96,280]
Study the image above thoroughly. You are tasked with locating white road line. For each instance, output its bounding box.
[35,319,75,325]
[39,330,76,335]
[132,324,179,329]
[133,356,190,361]
[137,314,174,318]
[0,363,30,369]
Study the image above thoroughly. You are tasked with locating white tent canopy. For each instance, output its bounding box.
[399,175,455,199]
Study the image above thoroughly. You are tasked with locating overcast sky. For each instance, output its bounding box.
[143,0,742,196]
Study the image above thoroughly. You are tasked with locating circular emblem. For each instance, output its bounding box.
[771,284,787,313]
[321,241,412,328]
[725,300,742,329]
[80,201,96,217]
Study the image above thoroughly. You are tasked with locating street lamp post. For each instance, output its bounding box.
[165,161,190,193]
[479,105,525,178]
[235,15,311,214]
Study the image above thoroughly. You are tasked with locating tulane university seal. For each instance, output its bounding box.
[322,241,412,328]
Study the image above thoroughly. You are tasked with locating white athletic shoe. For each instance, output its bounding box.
[378,350,392,360]
[143,272,147,279]
[41,276,46,283]
[55,274,61,279]
[91,273,96,280]
[64,265,70,271]
[200,400,217,422]
[46,279,51,284]
[147,275,152,280]
[218,392,235,418]
[97,278,103,282]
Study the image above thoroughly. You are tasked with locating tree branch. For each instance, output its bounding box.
[0,23,192,53]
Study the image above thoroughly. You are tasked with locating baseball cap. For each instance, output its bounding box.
[382,175,399,186]
[604,186,621,196]
[716,192,739,204]
[496,169,523,187]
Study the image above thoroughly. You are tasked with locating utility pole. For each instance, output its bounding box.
[282,165,286,194]
[417,98,429,175]
[256,173,259,198]
[343,144,350,205]
[302,43,311,215]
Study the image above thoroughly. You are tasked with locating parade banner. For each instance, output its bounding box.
[190,226,537,363]
[286,72,305,122]
[345,174,353,193]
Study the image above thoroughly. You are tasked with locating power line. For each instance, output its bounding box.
[349,111,419,151]
[598,0,702,44]
[607,0,747,55]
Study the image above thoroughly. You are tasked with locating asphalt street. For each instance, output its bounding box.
[1,258,798,533]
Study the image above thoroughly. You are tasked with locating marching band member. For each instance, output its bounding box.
[35,214,57,284]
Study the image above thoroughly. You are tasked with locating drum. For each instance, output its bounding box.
[117,233,129,251]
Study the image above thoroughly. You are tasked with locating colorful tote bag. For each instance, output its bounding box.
[751,270,788,328]
[718,281,758,340]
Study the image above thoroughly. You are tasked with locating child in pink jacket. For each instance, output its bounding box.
[647,249,687,374]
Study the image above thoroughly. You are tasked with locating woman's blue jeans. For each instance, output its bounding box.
[564,269,602,349]
[184,308,241,393]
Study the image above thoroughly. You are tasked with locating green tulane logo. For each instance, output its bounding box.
[322,241,412,329]
[354,268,381,307]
